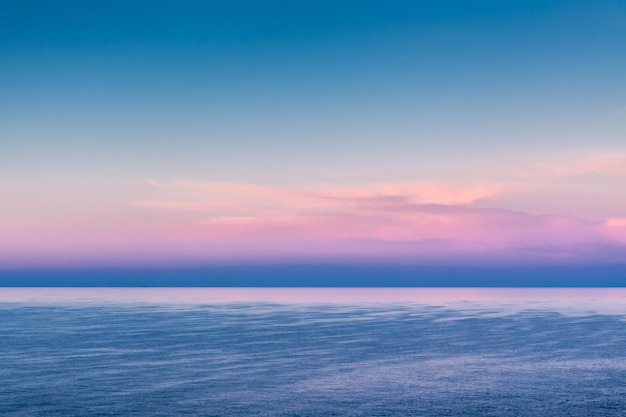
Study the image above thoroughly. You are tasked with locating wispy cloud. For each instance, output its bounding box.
[123,179,626,263]
[135,180,513,213]
[3,151,626,267]
[479,151,626,183]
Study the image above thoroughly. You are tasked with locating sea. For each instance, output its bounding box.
[1,288,626,416]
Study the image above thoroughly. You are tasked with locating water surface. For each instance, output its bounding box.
[1,288,625,416]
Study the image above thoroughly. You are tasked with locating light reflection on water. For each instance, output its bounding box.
[1,287,626,314]
[1,288,626,416]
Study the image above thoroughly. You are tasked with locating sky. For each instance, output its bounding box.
[1,0,626,273]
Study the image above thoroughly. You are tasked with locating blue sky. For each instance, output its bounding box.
[3,0,625,180]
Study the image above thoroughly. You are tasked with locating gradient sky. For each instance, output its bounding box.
[1,0,626,269]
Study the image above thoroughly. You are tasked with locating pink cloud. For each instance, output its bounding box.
[184,205,602,247]
[135,180,512,213]
[118,180,625,264]
[2,178,625,267]
[606,218,626,242]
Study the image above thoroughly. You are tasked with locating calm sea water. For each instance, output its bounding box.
[1,288,626,416]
